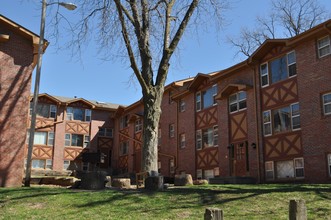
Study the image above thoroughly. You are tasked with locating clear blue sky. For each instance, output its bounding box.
[1,1,330,105]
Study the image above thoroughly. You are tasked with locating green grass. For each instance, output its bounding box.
[0,184,330,219]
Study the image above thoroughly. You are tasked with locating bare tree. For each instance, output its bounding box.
[228,0,328,58]
[49,0,227,177]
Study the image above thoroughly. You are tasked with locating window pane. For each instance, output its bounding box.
[287,52,296,64]
[73,108,84,121]
[262,75,269,86]
[273,107,291,133]
[238,91,246,100]
[50,105,57,118]
[271,56,287,83]
[288,64,297,77]
[203,128,214,148]
[65,134,71,146]
[85,109,92,121]
[264,124,271,135]
[48,132,54,146]
[230,103,238,112]
[229,94,237,104]
[239,100,247,110]
[318,36,330,48]
[263,111,270,123]
[202,88,214,109]
[34,132,47,145]
[72,134,83,146]
[292,116,301,130]
[323,94,331,104]
[291,103,300,116]
[319,46,331,57]
[36,104,49,118]
[32,159,45,169]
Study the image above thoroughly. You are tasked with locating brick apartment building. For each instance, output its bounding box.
[2,15,331,186]
[0,14,47,187]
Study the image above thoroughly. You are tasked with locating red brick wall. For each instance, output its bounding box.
[0,25,34,187]
[295,35,331,183]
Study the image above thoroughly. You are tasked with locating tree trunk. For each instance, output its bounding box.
[141,86,164,175]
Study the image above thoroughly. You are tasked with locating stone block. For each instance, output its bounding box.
[112,178,131,189]
[174,174,193,186]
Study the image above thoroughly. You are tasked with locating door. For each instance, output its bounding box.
[230,141,248,176]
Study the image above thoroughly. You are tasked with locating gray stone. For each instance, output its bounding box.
[145,176,164,190]
[289,199,307,220]
[204,208,223,220]
[80,171,107,190]
[193,179,208,185]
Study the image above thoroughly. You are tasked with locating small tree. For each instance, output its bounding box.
[51,0,227,176]
[228,0,328,58]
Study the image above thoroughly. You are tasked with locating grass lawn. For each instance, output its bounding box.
[0,184,330,219]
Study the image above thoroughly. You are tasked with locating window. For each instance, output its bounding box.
[265,161,274,180]
[47,132,54,146]
[273,106,291,133]
[229,91,247,113]
[179,99,186,112]
[196,92,201,112]
[32,131,54,146]
[31,103,57,118]
[63,160,70,170]
[196,85,218,112]
[169,124,175,138]
[328,154,331,177]
[120,141,129,155]
[294,158,304,178]
[98,128,113,138]
[46,160,52,169]
[82,162,89,171]
[84,136,90,148]
[260,63,269,87]
[32,159,45,169]
[66,107,91,121]
[291,103,300,130]
[120,115,128,129]
[261,52,297,86]
[213,125,218,146]
[85,109,92,122]
[202,126,218,148]
[263,111,272,136]
[180,133,186,148]
[31,159,53,169]
[65,134,85,147]
[287,51,297,77]
[196,130,202,150]
[317,36,330,58]
[135,118,143,133]
[322,93,331,115]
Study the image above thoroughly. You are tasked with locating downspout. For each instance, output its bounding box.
[249,59,262,183]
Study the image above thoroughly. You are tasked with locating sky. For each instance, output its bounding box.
[1,0,331,106]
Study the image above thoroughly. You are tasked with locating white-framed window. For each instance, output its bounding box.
[263,111,272,136]
[328,154,331,177]
[291,103,301,130]
[196,130,202,150]
[229,91,247,113]
[294,158,304,178]
[213,125,218,146]
[46,159,52,169]
[66,107,91,122]
[197,169,203,179]
[50,105,57,118]
[287,51,297,77]
[65,133,86,147]
[196,92,201,112]
[32,159,45,169]
[135,118,143,133]
[47,132,54,146]
[265,161,274,180]
[85,109,92,122]
[32,131,54,146]
[83,136,90,148]
[317,36,330,58]
[63,160,70,170]
[170,159,175,174]
[169,90,174,104]
[169,124,175,138]
[212,84,218,105]
[179,99,186,112]
[322,93,331,115]
[180,133,186,148]
[260,63,269,87]
[120,141,129,155]
[98,128,113,138]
